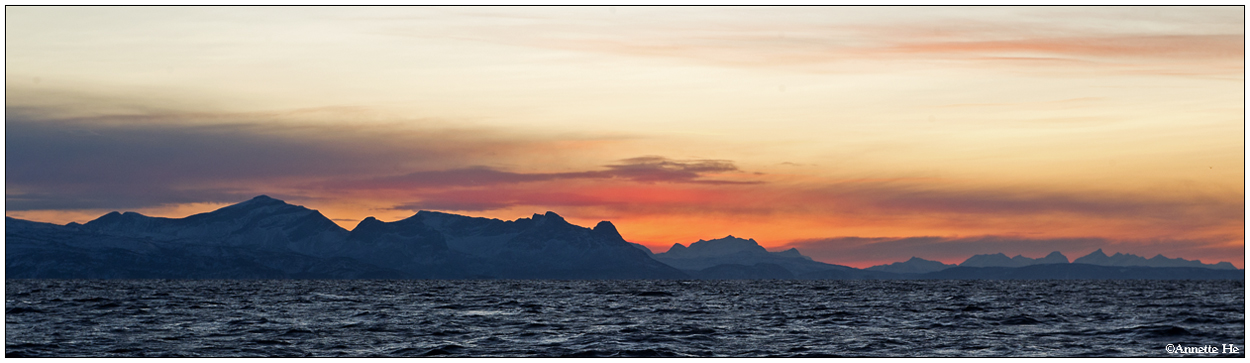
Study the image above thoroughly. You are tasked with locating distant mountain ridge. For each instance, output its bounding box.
[923,264,1242,280]
[960,251,1070,268]
[1072,248,1236,270]
[864,249,1235,274]
[651,235,848,277]
[5,195,1241,280]
[866,257,955,274]
[953,249,1234,270]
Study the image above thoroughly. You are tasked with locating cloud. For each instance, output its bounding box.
[601,156,748,184]
[5,107,759,212]
[363,164,1239,239]
[422,7,1241,76]
[332,155,758,190]
[6,188,252,212]
[389,180,757,213]
[4,108,535,210]
[393,190,615,212]
[885,35,1244,61]
[808,182,1243,222]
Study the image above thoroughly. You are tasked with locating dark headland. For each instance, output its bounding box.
[6,196,1242,280]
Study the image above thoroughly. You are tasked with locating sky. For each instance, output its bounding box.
[5,6,1244,268]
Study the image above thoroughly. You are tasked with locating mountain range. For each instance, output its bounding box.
[6,196,1242,280]
[865,249,1236,274]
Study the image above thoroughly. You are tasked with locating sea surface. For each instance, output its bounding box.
[5,279,1245,357]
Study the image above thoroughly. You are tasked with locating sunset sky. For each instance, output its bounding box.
[6,6,1244,268]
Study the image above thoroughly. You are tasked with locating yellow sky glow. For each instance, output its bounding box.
[6,6,1243,268]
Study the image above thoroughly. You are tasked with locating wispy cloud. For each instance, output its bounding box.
[403,7,1241,76]
[884,35,1243,60]
[803,181,1244,222]
[337,155,757,191]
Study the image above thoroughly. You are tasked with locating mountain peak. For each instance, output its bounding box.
[1039,251,1070,264]
[237,195,286,207]
[82,210,153,229]
[531,211,567,225]
[592,220,624,241]
[961,252,1068,267]
[866,256,955,274]
[772,247,812,260]
[660,235,768,258]
[720,235,757,243]
[195,195,309,219]
[354,216,383,231]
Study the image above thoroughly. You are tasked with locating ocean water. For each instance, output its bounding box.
[5,279,1245,357]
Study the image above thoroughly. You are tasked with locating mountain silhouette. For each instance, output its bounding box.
[7,196,684,279]
[1072,248,1236,269]
[924,264,1243,280]
[82,195,353,257]
[6,214,403,279]
[5,196,1242,280]
[371,210,684,279]
[866,257,956,274]
[652,235,848,276]
[959,251,1069,268]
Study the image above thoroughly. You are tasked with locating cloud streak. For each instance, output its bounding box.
[884,35,1243,60]
[803,181,1244,222]
[5,107,761,212]
[337,156,757,191]
[390,183,750,213]
[5,108,540,210]
[409,7,1242,76]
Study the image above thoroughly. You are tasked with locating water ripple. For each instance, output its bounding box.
[5,279,1244,357]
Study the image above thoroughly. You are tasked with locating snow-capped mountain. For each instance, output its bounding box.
[7,195,686,279]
